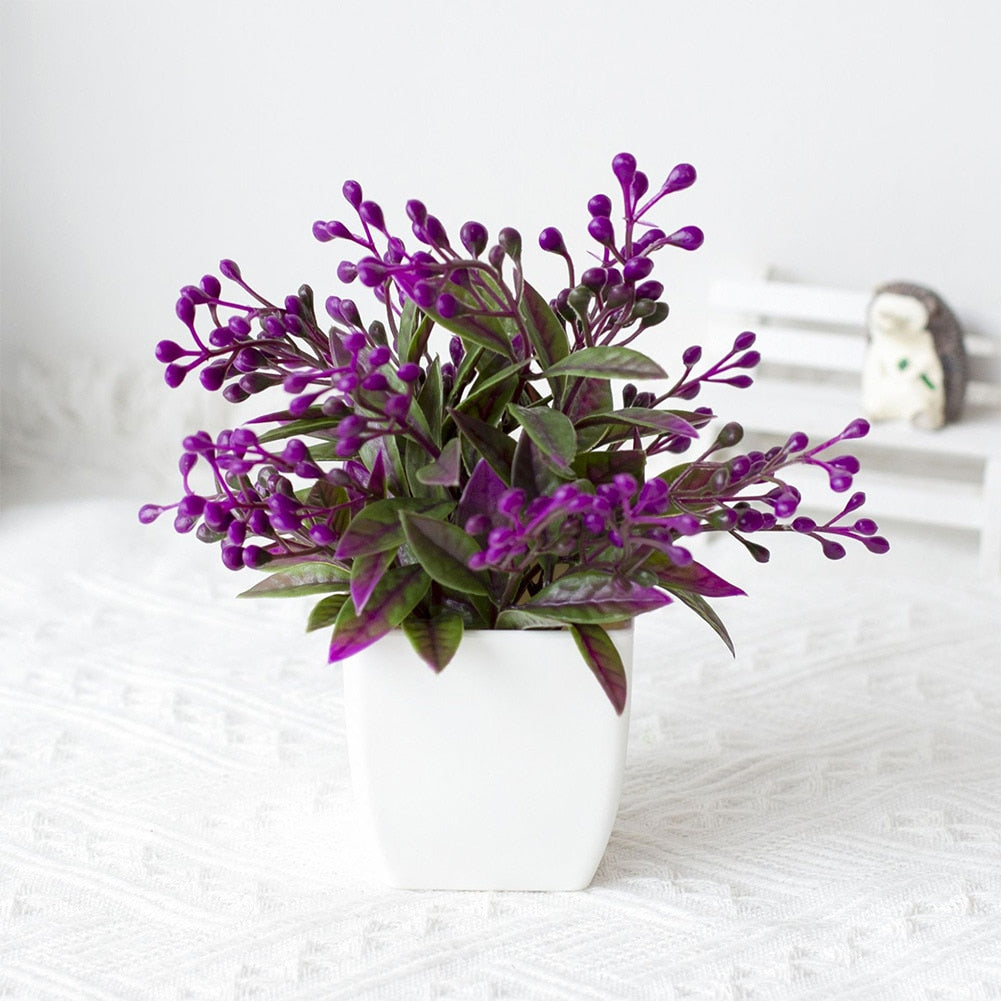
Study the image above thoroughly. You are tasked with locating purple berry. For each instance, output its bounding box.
[405,199,427,225]
[155,340,185,363]
[664,226,704,251]
[460,221,488,257]
[662,163,697,194]
[587,216,614,245]
[612,152,637,185]
[538,227,565,253]
[436,293,459,319]
[359,200,385,231]
[384,394,410,419]
[587,193,612,218]
[623,256,654,284]
[342,180,363,209]
[138,504,164,524]
[368,345,391,367]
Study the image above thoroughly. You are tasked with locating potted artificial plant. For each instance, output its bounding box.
[141,153,888,889]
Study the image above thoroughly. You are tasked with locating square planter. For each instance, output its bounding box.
[342,625,633,890]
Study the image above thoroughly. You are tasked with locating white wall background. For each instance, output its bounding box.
[2,0,999,505]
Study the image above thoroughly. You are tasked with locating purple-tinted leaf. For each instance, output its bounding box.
[546,346,668,381]
[328,563,430,661]
[335,498,454,559]
[511,433,564,496]
[416,437,462,487]
[518,570,671,623]
[238,562,350,598]
[457,458,508,527]
[360,434,406,496]
[565,376,614,424]
[648,557,746,598]
[570,623,627,715]
[507,403,577,470]
[667,589,736,656]
[366,446,387,498]
[519,281,569,369]
[450,408,515,484]
[401,610,464,672]
[399,511,491,596]
[350,548,397,613]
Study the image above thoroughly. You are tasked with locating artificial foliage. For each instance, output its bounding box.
[141,153,888,713]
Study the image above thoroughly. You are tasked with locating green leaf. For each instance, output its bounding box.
[403,438,449,500]
[453,372,521,429]
[516,569,671,623]
[662,588,736,655]
[398,299,435,365]
[238,562,350,599]
[572,449,646,486]
[545,346,668,381]
[305,479,355,535]
[335,498,454,559]
[449,408,515,484]
[519,281,569,370]
[328,563,431,660]
[396,298,417,361]
[416,356,443,442]
[570,623,628,715]
[306,593,348,632]
[495,608,566,629]
[399,511,491,596]
[507,403,577,471]
[416,274,516,359]
[577,408,700,439]
[401,610,464,672]
[257,417,341,445]
[415,436,462,487]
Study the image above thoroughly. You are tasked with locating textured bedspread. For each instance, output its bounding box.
[2,499,999,1000]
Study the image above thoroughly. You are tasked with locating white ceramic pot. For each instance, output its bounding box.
[342,625,633,890]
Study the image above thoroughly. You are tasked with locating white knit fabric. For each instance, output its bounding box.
[1,499,999,1000]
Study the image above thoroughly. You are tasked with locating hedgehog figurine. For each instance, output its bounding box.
[862,281,968,430]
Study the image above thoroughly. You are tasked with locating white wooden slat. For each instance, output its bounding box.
[710,280,870,327]
[710,281,1000,390]
[747,324,866,373]
[795,472,985,532]
[727,377,1001,459]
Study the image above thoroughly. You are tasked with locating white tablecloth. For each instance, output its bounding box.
[2,498,1000,999]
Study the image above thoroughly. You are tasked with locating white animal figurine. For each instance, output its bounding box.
[862,281,967,430]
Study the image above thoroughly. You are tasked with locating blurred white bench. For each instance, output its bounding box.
[709,277,1001,574]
